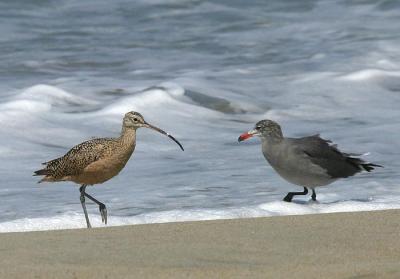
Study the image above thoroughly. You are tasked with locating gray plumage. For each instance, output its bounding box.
[239,120,382,202]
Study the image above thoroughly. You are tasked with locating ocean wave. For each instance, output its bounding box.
[338,69,400,82]
[0,83,264,122]
[0,84,98,120]
[1,200,398,233]
[98,82,256,117]
[99,84,187,115]
[17,84,96,107]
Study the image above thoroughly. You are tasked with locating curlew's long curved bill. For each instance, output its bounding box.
[144,122,184,151]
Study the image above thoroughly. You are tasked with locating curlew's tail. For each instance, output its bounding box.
[34,158,63,183]
[33,169,49,176]
[361,163,383,172]
[33,168,54,183]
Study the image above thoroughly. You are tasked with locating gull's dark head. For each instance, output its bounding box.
[238,119,283,142]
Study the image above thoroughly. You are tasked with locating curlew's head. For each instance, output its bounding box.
[238,119,283,142]
[123,111,184,151]
[123,111,147,129]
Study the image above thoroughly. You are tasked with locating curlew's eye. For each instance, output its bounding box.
[133,118,138,122]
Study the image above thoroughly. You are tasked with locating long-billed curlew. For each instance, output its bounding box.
[34,111,184,228]
[238,120,382,202]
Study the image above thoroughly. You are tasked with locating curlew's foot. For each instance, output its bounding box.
[82,189,108,226]
[79,186,92,229]
[99,203,107,224]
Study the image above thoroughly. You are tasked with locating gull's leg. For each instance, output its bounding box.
[283,187,309,202]
[79,185,92,228]
[311,189,317,201]
[83,191,108,225]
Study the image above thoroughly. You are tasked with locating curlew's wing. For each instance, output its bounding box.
[35,138,116,181]
[290,135,380,179]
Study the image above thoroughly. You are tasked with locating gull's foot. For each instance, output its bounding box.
[283,194,293,202]
[309,199,319,204]
[99,204,107,225]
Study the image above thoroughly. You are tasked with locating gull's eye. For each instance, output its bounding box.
[255,126,261,130]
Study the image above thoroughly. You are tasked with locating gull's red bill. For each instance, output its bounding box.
[238,132,253,142]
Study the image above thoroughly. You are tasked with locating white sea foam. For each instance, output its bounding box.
[17,84,95,106]
[100,86,183,115]
[0,99,50,114]
[339,69,400,81]
[98,83,222,122]
[0,85,96,122]
[0,200,398,233]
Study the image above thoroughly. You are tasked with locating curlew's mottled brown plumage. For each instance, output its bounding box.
[34,111,184,228]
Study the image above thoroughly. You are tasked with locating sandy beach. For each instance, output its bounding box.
[0,209,399,279]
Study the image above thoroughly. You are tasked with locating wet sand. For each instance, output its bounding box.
[0,209,399,279]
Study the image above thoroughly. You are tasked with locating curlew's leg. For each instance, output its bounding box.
[82,190,108,225]
[79,185,92,228]
[311,189,317,201]
[283,187,309,202]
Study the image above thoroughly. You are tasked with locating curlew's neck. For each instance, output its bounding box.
[119,126,137,148]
